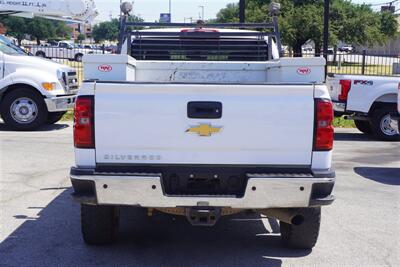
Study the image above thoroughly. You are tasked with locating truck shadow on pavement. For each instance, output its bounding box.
[0,122,69,132]
[354,167,400,186]
[334,132,372,141]
[0,189,311,267]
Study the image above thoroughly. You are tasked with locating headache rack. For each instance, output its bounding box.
[117,15,283,62]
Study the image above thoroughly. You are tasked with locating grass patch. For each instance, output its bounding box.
[61,110,74,121]
[328,64,396,76]
[334,117,355,128]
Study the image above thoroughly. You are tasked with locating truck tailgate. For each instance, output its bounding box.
[94,83,315,166]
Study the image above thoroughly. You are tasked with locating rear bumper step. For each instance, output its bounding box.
[70,167,335,208]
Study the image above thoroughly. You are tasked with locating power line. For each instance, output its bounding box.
[370,0,399,7]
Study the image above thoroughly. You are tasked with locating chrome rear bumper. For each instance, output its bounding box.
[71,170,335,208]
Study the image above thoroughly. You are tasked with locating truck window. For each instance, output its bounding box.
[131,31,269,61]
[0,37,26,55]
[59,43,69,48]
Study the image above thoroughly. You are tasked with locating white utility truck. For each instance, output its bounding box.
[327,74,400,141]
[0,35,78,130]
[71,9,335,249]
[0,0,98,130]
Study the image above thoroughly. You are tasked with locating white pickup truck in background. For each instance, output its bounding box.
[327,74,400,141]
[71,20,335,250]
[30,41,103,62]
[0,35,78,130]
[392,84,400,133]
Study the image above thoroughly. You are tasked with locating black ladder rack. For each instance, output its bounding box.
[117,19,283,61]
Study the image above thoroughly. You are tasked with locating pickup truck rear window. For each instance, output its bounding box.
[131,31,269,61]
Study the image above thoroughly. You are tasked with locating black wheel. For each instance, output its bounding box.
[81,204,120,245]
[354,119,372,134]
[35,51,46,58]
[280,207,321,249]
[47,112,66,124]
[371,106,400,141]
[75,53,83,62]
[0,88,47,131]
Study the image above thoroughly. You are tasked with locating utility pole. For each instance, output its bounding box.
[323,0,330,77]
[199,5,204,20]
[239,0,245,23]
[169,0,172,22]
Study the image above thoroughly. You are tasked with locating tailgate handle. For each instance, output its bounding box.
[187,102,222,119]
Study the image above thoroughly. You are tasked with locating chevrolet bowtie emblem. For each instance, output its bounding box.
[186,124,223,137]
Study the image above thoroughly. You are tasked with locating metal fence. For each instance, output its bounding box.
[28,45,400,84]
[285,50,400,77]
[25,44,116,83]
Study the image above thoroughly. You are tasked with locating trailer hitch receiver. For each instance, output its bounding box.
[186,207,221,226]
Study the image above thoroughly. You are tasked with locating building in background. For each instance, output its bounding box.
[66,22,93,41]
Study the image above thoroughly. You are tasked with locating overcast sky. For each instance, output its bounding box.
[94,0,393,23]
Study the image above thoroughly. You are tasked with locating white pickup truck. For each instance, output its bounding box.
[30,41,102,62]
[71,21,335,249]
[392,84,400,133]
[0,35,78,130]
[327,74,400,141]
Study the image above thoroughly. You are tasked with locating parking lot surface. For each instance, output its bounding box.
[0,122,399,267]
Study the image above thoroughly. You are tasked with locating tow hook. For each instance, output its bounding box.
[186,207,221,226]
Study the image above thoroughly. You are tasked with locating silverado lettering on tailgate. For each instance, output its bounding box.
[103,154,162,161]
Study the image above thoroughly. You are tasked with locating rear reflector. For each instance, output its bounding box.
[338,79,352,101]
[314,99,334,151]
[74,96,94,149]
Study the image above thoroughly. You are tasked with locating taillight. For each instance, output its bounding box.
[74,96,94,149]
[338,79,352,101]
[314,99,334,151]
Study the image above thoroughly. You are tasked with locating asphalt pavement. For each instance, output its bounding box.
[0,122,399,267]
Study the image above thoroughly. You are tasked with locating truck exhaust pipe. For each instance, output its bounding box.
[260,208,305,225]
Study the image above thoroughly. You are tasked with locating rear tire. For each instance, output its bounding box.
[354,119,372,134]
[81,204,120,245]
[280,207,321,249]
[35,51,46,58]
[75,53,83,62]
[0,88,47,131]
[371,106,400,141]
[47,112,66,125]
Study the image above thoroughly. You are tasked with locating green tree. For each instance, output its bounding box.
[54,21,72,39]
[0,16,71,44]
[0,16,28,45]
[77,33,86,43]
[92,15,143,43]
[380,11,398,38]
[28,17,56,45]
[92,19,120,43]
[215,0,398,55]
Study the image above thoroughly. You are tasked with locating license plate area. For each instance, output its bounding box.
[162,168,248,197]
